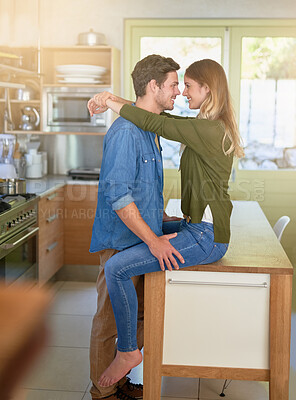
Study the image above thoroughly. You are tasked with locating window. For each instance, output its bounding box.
[231,25,296,170]
[125,19,296,170]
[240,37,296,148]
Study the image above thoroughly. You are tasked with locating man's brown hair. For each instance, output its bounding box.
[131,54,180,98]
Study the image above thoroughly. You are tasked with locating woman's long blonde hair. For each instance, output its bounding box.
[185,59,244,158]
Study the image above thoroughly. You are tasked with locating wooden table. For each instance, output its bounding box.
[143,201,293,400]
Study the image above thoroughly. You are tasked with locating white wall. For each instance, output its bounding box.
[1,0,296,49]
[1,0,296,93]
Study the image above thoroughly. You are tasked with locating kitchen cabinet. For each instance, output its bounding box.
[163,270,270,368]
[0,45,120,135]
[38,187,64,285]
[64,184,100,265]
[41,46,120,89]
[37,183,100,284]
[0,47,41,134]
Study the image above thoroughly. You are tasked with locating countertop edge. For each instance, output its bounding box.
[25,175,99,197]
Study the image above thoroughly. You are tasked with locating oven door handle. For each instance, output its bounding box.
[0,227,39,250]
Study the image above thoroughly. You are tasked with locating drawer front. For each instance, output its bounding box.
[38,187,64,284]
[64,184,98,204]
[39,208,64,234]
[163,270,270,369]
[39,188,64,225]
[38,231,64,284]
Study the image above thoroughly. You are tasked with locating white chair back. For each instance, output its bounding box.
[273,216,290,242]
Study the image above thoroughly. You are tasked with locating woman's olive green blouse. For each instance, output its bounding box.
[120,104,233,243]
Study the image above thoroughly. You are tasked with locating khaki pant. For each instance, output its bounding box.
[90,249,144,399]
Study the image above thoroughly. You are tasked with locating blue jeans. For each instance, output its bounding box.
[104,219,229,352]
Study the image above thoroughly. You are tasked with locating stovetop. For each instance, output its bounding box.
[0,194,37,215]
[0,194,38,244]
[68,167,100,180]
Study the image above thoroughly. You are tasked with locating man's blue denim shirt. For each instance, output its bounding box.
[90,115,164,252]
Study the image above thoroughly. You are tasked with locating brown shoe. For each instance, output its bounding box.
[117,377,143,399]
[92,386,138,400]
[102,390,137,400]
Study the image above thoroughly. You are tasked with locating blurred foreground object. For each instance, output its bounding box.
[0,282,53,399]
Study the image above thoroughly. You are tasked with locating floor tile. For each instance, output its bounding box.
[161,376,199,398]
[81,381,92,400]
[10,388,27,400]
[60,281,96,291]
[49,286,97,316]
[199,378,269,399]
[161,397,198,400]
[25,389,84,400]
[46,280,66,294]
[82,393,197,400]
[24,346,90,392]
[85,381,92,391]
[82,392,91,400]
[48,314,93,348]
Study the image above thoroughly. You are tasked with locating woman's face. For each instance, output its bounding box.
[182,76,210,109]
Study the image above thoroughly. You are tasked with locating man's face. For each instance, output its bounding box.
[154,71,181,112]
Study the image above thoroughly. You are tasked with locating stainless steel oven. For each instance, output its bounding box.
[42,86,112,132]
[0,194,39,285]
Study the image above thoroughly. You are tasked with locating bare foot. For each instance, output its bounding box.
[98,349,142,387]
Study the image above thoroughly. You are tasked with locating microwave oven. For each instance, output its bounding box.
[42,86,112,133]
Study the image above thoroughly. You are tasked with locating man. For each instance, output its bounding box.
[88,54,181,400]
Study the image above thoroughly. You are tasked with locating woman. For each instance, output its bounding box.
[89,59,244,387]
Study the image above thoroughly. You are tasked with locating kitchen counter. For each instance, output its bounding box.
[25,175,99,197]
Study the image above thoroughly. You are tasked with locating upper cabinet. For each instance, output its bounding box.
[0,45,120,135]
[41,46,119,89]
[0,47,41,134]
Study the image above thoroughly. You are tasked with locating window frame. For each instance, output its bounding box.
[229,24,296,122]
[124,19,296,172]
[125,18,296,112]
[124,19,227,100]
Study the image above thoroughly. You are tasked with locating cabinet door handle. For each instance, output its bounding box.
[47,213,58,223]
[47,192,58,201]
[168,279,268,289]
[47,241,58,252]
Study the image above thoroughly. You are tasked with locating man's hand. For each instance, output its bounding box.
[87,98,107,116]
[94,91,118,108]
[87,91,115,116]
[147,233,184,271]
[115,202,185,272]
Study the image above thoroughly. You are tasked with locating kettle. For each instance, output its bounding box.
[19,106,40,131]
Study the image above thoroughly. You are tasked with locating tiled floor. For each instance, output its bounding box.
[20,281,271,400]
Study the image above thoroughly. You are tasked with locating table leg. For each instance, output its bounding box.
[143,271,166,400]
[269,274,292,400]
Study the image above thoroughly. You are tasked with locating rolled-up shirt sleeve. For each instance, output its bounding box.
[112,193,134,211]
[101,125,137,211]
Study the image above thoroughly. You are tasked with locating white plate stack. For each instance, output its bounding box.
[55,64,108,84]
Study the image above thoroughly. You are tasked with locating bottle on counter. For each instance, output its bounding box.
[13,142,26,179]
